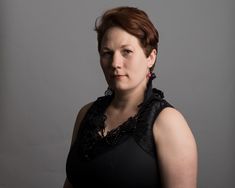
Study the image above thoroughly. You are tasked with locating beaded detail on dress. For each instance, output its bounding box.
[98,115,138,145]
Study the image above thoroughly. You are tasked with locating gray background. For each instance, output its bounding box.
[1,0,234,187]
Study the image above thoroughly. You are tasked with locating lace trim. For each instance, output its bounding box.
[75,88,173,161]
[97,115,138,145]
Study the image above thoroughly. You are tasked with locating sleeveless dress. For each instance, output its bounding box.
[66,86,173,188]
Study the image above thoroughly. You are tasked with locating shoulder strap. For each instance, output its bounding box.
[73,95,111,147]
[134,89,173,158]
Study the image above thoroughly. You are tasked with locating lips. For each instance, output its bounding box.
[113,74,126,79]
[114,75,124,77]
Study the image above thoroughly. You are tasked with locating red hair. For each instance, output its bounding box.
[94,6,159,71]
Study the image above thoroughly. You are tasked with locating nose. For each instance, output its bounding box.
[111,52,122,69]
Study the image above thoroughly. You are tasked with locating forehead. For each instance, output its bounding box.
[101,27,141,48]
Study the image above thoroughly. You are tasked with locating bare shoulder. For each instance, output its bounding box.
[153,107,198,188]
[70,102,94,146]
[153,107,195,143]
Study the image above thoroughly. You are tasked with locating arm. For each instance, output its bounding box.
[153,107,198,188]
[63,102,94,188]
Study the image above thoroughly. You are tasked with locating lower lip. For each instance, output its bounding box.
[114,75,125,79]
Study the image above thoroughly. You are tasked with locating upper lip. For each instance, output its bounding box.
[113,72,122,75]
[113,74,125,77]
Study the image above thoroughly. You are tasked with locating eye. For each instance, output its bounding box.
[100,51,113,58]
[122,49,133,56]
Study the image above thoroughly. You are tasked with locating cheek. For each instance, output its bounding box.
[100,60,108,71]
[100,63,111,80]
[129,58,148,73]
[100,57,112,67]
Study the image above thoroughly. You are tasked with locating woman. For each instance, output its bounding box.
[64,6,197,188]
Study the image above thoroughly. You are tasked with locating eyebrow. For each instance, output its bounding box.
[120,44,132,48]
[101,47,111,51]
[101,44,132,51]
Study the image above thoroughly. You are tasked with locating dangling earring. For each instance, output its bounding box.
[146,72,152,78]
[104,86,113,96]
[150,72,156,80]
[147,72,156,80]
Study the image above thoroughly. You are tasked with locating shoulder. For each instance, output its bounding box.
[153,107,195,143]
[70,102,94,146]
[153,107,198,187]
[78,102,94,117]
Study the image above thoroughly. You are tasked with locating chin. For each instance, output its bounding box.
[112,85,135,93]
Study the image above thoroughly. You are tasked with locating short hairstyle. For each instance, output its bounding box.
[94,6,159,71]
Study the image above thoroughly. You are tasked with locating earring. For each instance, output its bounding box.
[104,87,113,96]
[146,72,152,78]
[147,72,156,80]
[150,72,156,80]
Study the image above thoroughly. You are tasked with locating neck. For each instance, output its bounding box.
[111,85,147,112]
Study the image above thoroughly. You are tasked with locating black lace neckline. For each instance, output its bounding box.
[98,115,138,146]
[93,85,162,145]
[99,114,137,136]
[93,95,139,145]
[93,75,166,144]
[75,85,170,161]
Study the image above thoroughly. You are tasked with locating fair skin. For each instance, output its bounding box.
[154,108,198,188]
[99,27,156,133]
[64,27,197,188]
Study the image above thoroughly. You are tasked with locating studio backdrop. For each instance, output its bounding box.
[1,0,234,187]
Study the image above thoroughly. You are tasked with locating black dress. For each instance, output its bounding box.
[66,86,173,188]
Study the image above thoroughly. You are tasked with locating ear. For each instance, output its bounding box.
[147,49,157,68]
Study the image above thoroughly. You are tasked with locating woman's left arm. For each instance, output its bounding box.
[153,107,198,188]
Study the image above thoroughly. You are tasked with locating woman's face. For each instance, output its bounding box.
[100,27,156,94]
